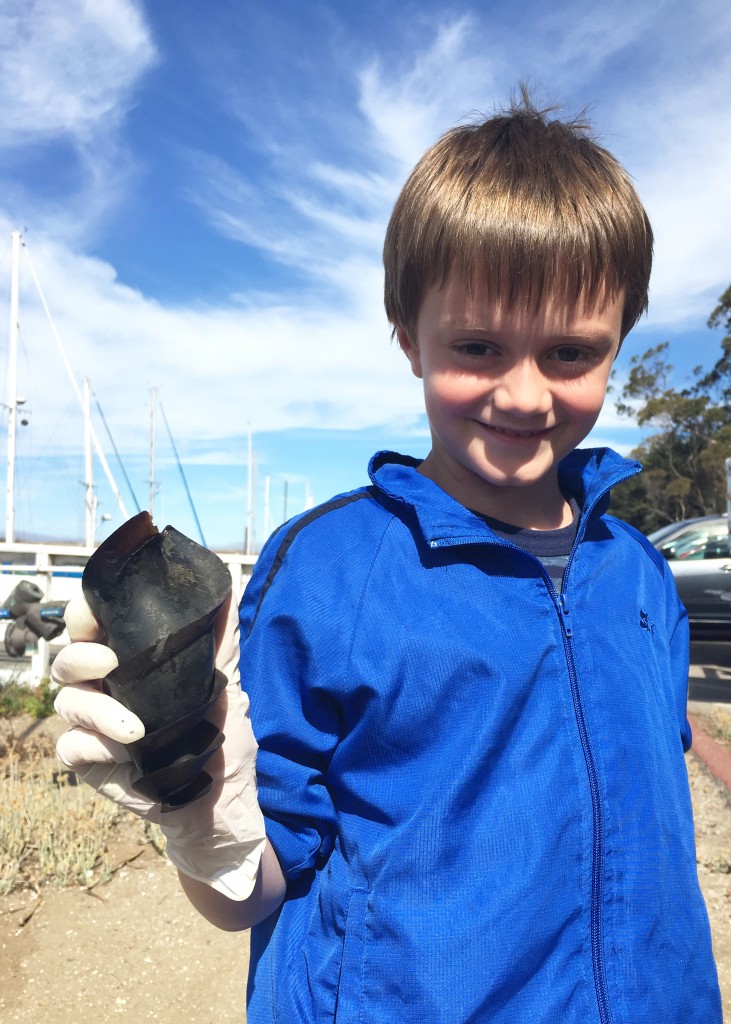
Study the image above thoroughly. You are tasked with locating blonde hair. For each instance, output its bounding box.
[383,90,653,341]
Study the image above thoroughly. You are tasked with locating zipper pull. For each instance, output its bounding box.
[560,593,572,637]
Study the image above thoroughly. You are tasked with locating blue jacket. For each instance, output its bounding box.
[240,449,721,1024]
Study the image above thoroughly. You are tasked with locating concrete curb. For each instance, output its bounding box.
[688,713,731,793]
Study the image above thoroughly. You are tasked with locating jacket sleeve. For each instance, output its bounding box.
[237,521,350,881]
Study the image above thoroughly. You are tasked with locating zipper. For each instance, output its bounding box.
[555,504,615,1024]
[423,458,642,1024]
[557,589,613,1024]
[496,548,615,1022]
[436,529,616,1022]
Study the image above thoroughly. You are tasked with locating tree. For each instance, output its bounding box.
[610,285,731,534]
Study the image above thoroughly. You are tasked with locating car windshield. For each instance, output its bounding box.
[670,523,730,560]
[647,521,692,545]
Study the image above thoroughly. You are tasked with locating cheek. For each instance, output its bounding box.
[556,377,609,423]
[423,370,482,412]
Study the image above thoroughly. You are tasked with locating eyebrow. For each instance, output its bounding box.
[446,323,617,346]
[548,331,617,345]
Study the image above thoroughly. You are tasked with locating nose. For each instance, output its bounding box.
[491,360,552,418]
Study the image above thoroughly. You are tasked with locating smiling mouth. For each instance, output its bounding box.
[482,423,553,439]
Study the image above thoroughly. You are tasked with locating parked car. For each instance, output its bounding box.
[647,514,731,640]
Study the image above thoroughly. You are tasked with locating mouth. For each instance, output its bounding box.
[480,422,553,440]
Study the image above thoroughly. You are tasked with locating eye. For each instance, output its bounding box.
[455,341,491,357]
[547,345,599,370]
[553,346,585,363]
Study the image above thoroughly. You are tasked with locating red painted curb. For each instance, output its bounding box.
[688,714,731,793]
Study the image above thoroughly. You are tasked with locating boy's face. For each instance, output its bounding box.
[397,274,624,528]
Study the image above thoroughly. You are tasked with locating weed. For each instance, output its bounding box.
[144,820,167,856]
[0,678,57,720]
[0,681,31,717]
[706,708,731,749]
[0,741,161,895]
[25,677,58,719]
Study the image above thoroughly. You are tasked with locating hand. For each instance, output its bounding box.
[53,593,267,901]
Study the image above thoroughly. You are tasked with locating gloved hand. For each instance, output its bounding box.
[53,592,267,901]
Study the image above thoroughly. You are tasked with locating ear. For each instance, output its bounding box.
[396,326,423,379]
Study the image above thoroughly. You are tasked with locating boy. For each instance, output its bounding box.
[53,94,721,1022]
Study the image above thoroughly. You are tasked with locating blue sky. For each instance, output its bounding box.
[1,0,731,549]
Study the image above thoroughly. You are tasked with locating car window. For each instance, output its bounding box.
[647,521,692,545]
[662,522,729,560]
[701,536,731,559]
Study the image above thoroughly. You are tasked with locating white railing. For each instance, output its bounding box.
[0,540,258,685]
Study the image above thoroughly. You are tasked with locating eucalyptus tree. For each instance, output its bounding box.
[610,286,731,533]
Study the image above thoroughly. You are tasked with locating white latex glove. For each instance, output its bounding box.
[53,592,267,901]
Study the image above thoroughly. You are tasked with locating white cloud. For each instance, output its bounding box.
[0,0,156,146]
[0,0,157,239]
[308,163,394,208]
[585,402,644,456]
[532,0,666,84]
[357,16,499,172]
[7,230,423,467]
[187,150,386,294]
[582,434,637,457]
[628,98,731,326]
[192,3,731,336]
[587,5,731,327]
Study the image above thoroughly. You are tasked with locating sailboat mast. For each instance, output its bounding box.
[245,423,253,555]
[149,386,156,516]
[23,242,129,523]
[5,230,20,544]
[264,474,271,540]
[83,376,97,547]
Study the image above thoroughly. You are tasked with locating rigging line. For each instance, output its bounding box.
[22,240,129,521]
[18,321,74,459]
[158,400,207,547]
[93,394,142,513]
[16,320,80,524]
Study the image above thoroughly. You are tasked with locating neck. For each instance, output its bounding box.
[418,455,572,530]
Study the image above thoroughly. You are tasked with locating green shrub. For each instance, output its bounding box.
[0,678,57,719]
[25,677,57,719]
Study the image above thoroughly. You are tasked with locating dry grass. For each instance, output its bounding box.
[706,707,731,750]
[0,724,166,896]
[0,752,122,894]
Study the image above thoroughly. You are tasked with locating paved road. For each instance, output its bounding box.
[689,641,731,704]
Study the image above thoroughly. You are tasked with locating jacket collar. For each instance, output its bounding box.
[368,449,641,549]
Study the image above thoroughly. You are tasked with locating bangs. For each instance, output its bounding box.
[384,110,653,341]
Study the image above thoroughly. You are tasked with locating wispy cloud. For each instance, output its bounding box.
[189,4,731,333]
[187,151,385,292]
[357,16,499,171]
[531,0,667,83]
[8,227,421,455]
[0,0,155,146]
[187,16,505,294]
[0,0,157,236]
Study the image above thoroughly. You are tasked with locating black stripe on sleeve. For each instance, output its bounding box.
[244,488,376,639]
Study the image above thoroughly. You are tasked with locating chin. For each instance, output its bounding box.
[468,459,554,490]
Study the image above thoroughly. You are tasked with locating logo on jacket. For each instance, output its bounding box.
[640,609,655,635]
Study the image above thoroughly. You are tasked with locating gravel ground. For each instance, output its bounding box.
[688,753,731,1018]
